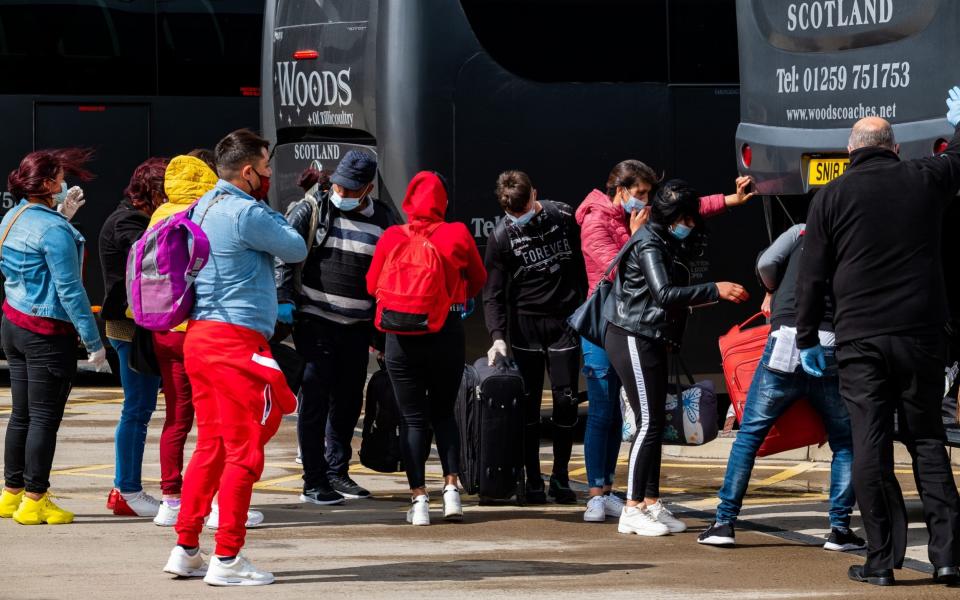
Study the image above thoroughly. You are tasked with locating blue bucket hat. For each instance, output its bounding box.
[331,150,378,190]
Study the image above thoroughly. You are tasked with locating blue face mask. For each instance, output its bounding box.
[506,206,537,227]
[52,181,68,205]
[330,190,361,212]
[623,196,646,213]
[669,222,694,240]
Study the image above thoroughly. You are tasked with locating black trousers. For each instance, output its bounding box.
[385,314,464,490]
[293,316,371,488]
[2,317,76,494]
[837,332,960,570]
[510,314,580,484]
[605,327,668,501]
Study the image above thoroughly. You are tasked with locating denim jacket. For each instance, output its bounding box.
[0,200,103,352]
[190,180,307,339]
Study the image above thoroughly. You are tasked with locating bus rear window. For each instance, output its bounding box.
[157,0,263,96]
[669,0,739,84]
[460,0,668,83]
[0,0,155,95]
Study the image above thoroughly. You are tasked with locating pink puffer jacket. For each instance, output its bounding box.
[575,189,727,290]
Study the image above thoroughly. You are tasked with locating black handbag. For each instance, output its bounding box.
[128,326,161,377]
[269,341,306,393]
[567,240,634,347]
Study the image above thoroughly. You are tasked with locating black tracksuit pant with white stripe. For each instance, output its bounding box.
[605,325,668,501]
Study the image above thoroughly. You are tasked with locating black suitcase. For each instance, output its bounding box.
[359,360,404,473]
[456,356,526,505]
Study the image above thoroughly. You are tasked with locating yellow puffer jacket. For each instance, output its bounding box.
[150,155,218,228]
[149,155,218,332]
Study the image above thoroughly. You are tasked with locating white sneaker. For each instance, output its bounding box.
[406,494,430,526]
[163,546,207,578]
[203,554,274,587]
[154,501,180,527]
[584,496,607,522]
[617,506,670,537]
[442,485,462,521]
[646,500,687,533]
[120,491,161,517]
[603,493,625,518]
[206,505,265,530]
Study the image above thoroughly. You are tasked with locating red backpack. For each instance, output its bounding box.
[374,223,452,334]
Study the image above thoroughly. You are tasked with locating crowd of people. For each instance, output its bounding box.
[1,88,960,587]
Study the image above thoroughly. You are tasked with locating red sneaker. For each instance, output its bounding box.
[112,491,160,517]
[106,488,121,511]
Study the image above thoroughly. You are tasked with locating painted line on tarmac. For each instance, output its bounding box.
[50,463,113,475]
[750,462,818,490]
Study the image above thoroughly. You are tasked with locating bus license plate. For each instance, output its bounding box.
[808,158,850,186]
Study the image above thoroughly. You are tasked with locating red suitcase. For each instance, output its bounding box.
[719,313,827,457]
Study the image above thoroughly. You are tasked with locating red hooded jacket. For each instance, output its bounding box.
[366,171,487,304]
[575,189,728,290]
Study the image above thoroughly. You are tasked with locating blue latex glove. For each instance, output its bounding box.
[460,298,476,320]
[799,345,827,378]
[277,302,295,324]
[946,87,960,126]
[949,106,960,128]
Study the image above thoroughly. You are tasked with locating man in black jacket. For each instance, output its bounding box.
[276,151,395,505]
[797,109,960,586]
[483,170,587,504]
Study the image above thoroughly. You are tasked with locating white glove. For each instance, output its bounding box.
[57,186,85,221]
[487,340,508,366]
[87,347,111,373]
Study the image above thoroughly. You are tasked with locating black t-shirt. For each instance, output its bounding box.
[482,201,586,340]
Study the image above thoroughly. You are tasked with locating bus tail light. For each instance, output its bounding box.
[293,50,319,60]
[741,144,752,169]
[935,138,949,154]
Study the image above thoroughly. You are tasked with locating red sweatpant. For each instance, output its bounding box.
[153,331,193,496]
[175,321,296,556]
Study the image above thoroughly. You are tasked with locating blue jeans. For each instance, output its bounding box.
[110,338,161,493]
[582,337,623,489]
[716,336,855,529]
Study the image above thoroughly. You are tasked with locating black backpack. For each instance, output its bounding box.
[359,359,404,473]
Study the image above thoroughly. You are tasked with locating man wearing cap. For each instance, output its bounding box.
[277,150,396,504]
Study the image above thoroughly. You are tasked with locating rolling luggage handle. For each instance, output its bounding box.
[731,312,768,333]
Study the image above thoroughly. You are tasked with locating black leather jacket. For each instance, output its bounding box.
[606,224,719,347]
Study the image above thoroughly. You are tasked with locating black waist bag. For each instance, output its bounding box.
[360,359,404,473]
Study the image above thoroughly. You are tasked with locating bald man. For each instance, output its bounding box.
[796,112,960,586]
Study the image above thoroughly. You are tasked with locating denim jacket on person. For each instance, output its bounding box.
[190,180,307,339]
[0,199,103,352]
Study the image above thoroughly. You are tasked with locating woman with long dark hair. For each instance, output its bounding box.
[0,149,106,525]
[100,157,169,517]
[605,180,748,537]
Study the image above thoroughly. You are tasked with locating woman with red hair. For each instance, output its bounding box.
[99,157,169,517]
[0,148,106,525]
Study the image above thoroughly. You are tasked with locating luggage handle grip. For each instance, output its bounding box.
[737,312,767,331]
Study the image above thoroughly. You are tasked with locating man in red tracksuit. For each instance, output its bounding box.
[160,130,307,586]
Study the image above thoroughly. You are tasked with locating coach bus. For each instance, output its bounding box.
[262,0,770,374]
[735,0,960,196]
[0,0,264,308]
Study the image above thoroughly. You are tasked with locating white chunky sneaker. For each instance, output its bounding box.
[119,491,161,517]
[646,500,687,533]
[617,506,670,537]
[206,505,264,530]
[406,494,430,526]
[203,554,274,586]
[163,546,208,578]
[584,496,607,522]
[442,485,463,521]
[154,501,180,527]
[603,493,625,518]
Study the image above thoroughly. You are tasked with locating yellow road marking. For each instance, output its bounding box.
[253,474,305,489]
[50,464,113,475]
[750,462,818,489]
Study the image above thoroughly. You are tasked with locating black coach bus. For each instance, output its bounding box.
[263,0,769,374]
[0,0,263,308]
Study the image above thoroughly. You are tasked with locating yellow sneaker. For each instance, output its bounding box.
[0,489,24,518]
[13,493,74,525]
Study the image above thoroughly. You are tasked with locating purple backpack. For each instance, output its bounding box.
[126,196,223,331]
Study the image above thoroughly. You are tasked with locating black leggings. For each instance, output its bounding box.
[510,314,580,482]
[2,317,77,494]
[385,315,464,490]
[605,327,667,502]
